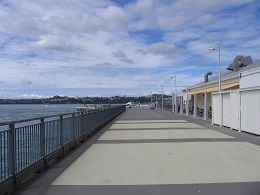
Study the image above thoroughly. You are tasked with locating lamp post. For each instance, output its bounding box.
[171,75,177,113]
[209,42,221,92]
[155,89,157,108]
[160,84,164,110]
[209,42,222,127]
[151,92,153,106]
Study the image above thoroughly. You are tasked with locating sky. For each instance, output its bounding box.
[0,0,259,99]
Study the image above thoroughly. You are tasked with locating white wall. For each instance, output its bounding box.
[240,67,260,88]
[240,89,260,135]
[212,89,260,135]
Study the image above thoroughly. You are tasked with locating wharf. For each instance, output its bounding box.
[15,107,260,195]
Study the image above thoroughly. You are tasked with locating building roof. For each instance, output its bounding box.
[186,59,260,90]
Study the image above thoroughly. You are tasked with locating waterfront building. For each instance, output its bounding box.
[180,55,260,135]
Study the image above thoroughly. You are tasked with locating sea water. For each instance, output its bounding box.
[0,104,82,123]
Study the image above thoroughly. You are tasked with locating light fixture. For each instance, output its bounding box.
[209,42,221,91]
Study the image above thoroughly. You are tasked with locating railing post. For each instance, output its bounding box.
[59,116,64,156]
[72,113,77,147]
[9,123,16,192]
[72,113,75,140]
[40,118,46,170]
[81,112,85,138]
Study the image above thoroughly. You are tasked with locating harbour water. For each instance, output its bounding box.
[0,104,83,123]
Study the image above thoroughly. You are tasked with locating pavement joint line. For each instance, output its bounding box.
[108,127,207,129]
[95,138,243,144]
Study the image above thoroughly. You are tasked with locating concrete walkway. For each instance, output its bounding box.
[16,107,260,195]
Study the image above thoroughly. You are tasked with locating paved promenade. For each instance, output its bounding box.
[16,107,260,195]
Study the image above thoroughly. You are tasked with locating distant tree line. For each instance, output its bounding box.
[0,95,172,105]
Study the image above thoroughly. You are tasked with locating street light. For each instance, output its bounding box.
[150,92,153,106]
[209,42,221,92]
[171,75,177,113]
[209,42,223,127]
[155,89,157,108]
[160,84,164,110]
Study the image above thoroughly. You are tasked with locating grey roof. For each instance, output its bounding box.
[187,60,260,90]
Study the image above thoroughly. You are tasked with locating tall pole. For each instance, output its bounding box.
[156,90,157,108]
[209,42,222,126]
[172,92,174,112]
[174,75,177,113]
[218,42,222,126]
[161,84,164,110]
[171,75,178,113]
[209,42,221,92]
[151,92,152,105]
[218,42,221,92]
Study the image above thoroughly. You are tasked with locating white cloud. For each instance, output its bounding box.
[112,51,127,58]
[19,94,48,99]
[31,35,72,51]
[157,16,190,31]
[96,5,129,31]
[148,42,177,55]
[20,79,32,85]
[112,51,134,64]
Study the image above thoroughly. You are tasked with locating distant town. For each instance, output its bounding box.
[0,95,172,105]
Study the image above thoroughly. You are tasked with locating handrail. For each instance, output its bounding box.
[0,105,125,194]
[0,107,110,126]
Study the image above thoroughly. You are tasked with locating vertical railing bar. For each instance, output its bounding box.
[0,131,4,180]
[21,127,24,169]
[49,121,51,153]
[34,125,37,161]
[26,126,29,167]
[49,121,52,154]
[81,113,84,137]
[45,122,48,154]
[3,131,6,180]
[28,126,30,165]
[27,126,30,166]
[19,128,22,171]
[23,127,26,170]
[40,118,45,170]
[38,124,41,159]
[52,121,55,152]
[0,132,2,181]
[47,121,49,153]
[59,116,64,156]
[29,125,32,164]
[35,125,38,159]
[72,114,75,142]
[30,126,33,163]
[5,129,8,178]
[8,123,16,191]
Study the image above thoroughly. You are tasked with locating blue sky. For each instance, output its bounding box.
[0,0,259,98]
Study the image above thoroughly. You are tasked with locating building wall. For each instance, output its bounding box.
[240,67,260,88]
[196,94,204,108]
[196,93,212,109]
[188,77,239,93]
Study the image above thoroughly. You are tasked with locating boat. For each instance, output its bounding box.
[125,101,134,108]
[75,105,96,111]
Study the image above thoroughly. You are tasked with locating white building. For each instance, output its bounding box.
[180,55,260,130]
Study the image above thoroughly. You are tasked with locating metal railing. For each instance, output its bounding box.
[0,105,125,193]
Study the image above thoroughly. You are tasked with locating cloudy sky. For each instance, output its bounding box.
[0,0,259,98]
